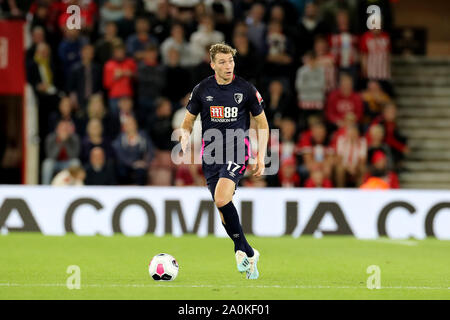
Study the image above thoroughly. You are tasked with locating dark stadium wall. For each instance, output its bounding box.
[393,0,450,55]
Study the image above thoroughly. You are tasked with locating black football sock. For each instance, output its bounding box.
[218,201,254,258]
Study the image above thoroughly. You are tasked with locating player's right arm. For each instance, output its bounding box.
[180,84,202,154]
[179,110,197,154]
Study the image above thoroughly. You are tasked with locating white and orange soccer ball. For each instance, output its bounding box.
[148,253,179,281]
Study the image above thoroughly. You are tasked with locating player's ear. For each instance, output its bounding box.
[210,61,215,71]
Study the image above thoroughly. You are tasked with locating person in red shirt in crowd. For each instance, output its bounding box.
[304,163,333,188]
[335,124,367,187]
[329,10,359,82]
[278,157,301,188]
[103,41,136,118]
[360,28,392,96]
[361,150,399,189]
[329,111,357,150]
[370,102,410,168]
[325,73,363,130]
[296,121,334,180]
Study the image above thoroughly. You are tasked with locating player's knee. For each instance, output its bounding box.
[214,196,230,208]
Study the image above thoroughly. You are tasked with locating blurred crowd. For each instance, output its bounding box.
[3,0,409,188]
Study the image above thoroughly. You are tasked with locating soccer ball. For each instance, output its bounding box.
[148,253,179,281]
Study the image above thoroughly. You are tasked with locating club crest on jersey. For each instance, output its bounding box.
[234,93,243,104]
[210,106,224,118]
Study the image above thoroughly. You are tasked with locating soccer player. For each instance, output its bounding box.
[179,43,269,279]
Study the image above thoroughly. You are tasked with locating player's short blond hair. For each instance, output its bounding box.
[209,43,237,62]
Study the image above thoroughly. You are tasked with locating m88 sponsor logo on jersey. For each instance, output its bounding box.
[210,106,238,122]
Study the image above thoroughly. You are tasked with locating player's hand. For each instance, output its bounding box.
[180,129,190,154]
[252,158,265,177]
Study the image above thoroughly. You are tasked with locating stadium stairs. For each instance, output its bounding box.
[392,56,450,189]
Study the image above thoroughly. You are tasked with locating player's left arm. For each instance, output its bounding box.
[251,111,269,177]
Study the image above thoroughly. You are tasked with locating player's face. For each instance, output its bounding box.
[211,53,235,84]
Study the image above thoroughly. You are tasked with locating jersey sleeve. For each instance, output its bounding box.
[247,83,265,116]
[186,84,202,116]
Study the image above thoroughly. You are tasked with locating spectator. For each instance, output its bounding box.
[245,2,266,55]
[335,124,367,187]
[114,96,136,134]
[27,42,60,140]
[189,14,224,64]
[360,28,393,95]
[58,28,88,79]
[325,73,363,129]
[361,80,392,124]
[163,48,192,104]
[81,119,114,165]
[48,96,86,138]
[264,79,296,129]
[99,0,125,34]
[264,20,294,80]
[94,22,121,67]
[204,0,234,40]
[26,26,46,67]
[148,98,176,186]
[304,164,334,188]
[148,0,172,43]
[330,112,357,150]
[68,44,102,111]
[278,157,301,188]
[279,118,298,162]
[361,150,399,189]
[296,1,328,57]
[137,44,166,123]
[1,0,24,17]
[125,16,158,61]
[329,10,359,82]
[147,97,175,151]
[295,51,326,130]
[296,121,334,181]
[371,102,409,167]
[116,0,136,40]
[191,46,214,87]
[112,116,154,185]
[103,42,137,117]
[51,166,86,186]
[28,1,65,46]
[161,22,196,67]
[42,120,81,185]
[84,147,117,185]
[86,94,118,141]
[232,23,262,86]
[366,124,394,171]
[314,35,336,93]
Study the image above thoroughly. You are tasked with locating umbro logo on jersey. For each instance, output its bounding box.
[234,93,243,104]
[206,96,214,101]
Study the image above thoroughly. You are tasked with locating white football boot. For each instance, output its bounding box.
[246,249,260,280]
[235,250,250,273]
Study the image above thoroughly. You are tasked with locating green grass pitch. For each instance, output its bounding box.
[1,233,449,300]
